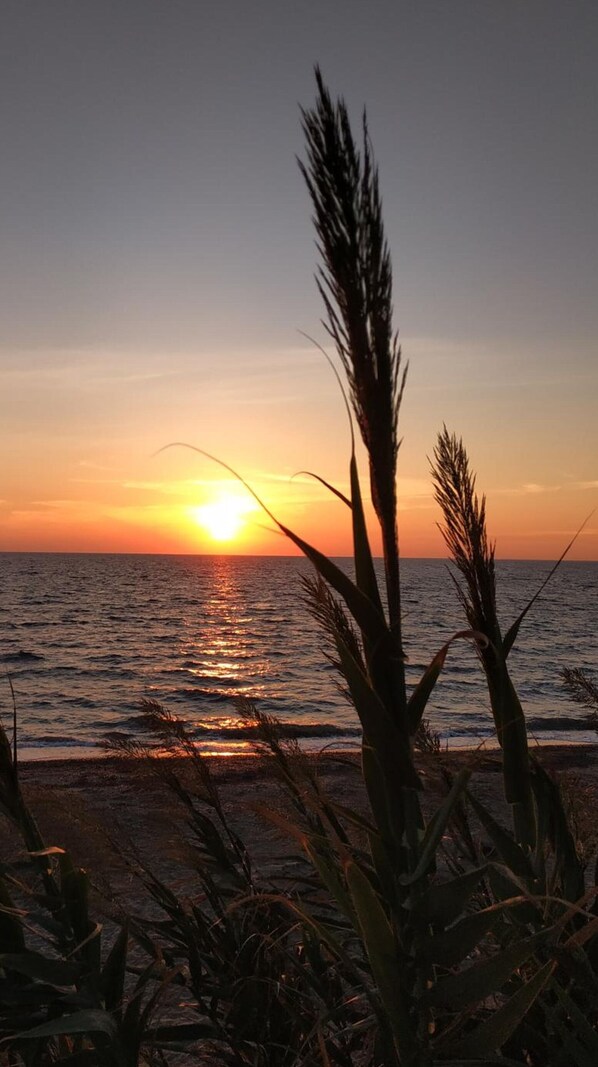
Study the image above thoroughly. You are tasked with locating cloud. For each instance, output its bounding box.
[492,483,562,497]
[0,498,74,519]
[76,460,116,472]
[521,483,561,495]
[89,370,180,386]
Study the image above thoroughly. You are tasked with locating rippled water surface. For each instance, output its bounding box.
[1,554,596,758]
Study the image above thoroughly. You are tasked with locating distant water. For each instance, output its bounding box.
[0,554,596,759]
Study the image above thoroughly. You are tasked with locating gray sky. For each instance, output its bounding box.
[1,1,597,556]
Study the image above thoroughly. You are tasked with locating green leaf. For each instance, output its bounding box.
[426,927,555,1010]
[360,741,409,857]
[503,515,591,658]
[285,522,410,701]
[552,981,598,1059]
[100,923,128,1015]
[15,1008,119,1041]
[336,638,419,789]
[407,630,486,734]
[400,769,471,886]
[407,646,448,735]
[345,858,413,1059]
[467,791,535,883]
[487,865,541,926]
[303,840,355,922]
[422,906,500,968]
[422,866,488,928]
[0,951,80,986]
[530,756,584,901]
[444,960,554,1057]
[0,875,26,954]
[292,469,352,508]
[285,523,392,654]
[350,453,384,619]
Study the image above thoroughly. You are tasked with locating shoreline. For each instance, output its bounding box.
[15,736,598,771]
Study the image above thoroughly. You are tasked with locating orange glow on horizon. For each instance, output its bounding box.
[0,480,596,560]
[0,424,596,561]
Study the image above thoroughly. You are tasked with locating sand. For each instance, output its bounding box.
[3,743,598,904]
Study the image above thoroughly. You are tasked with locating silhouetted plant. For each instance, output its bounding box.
[0,713,172,1067]
[139,73,598,1065]
[562,667,598,719]
[2,70,597,1067]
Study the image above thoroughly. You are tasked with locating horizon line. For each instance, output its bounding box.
[1,549,596,564]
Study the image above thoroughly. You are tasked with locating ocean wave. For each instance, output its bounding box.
[28,735,99,748]
[527,715,597,732]
[1,650,44,662]
[107,717,361,742]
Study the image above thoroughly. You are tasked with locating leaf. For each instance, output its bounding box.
[444,960,554,1057]
[487,865,541,926]
[336,637,419,789]
[530,755,584,901]
[422,906,500,968]
[292,470,352,508]
[0,876,26,954]
[467,792,535,883]
[422,866,488,928]
[345,859,413,1059]
[563,913,598,951]
[426,927,556,1010]
[287,524,393,655]
[552,981,598,1059]
[407,630,487,734]
[317,1026,333,1067]
[350,453,384,618]
[0,951,80,986]
[14,1008,119,1041]
[503,514,592,658]
[100,923,128,1015]
[28,846,66,857]
[303,840,355,922]
[400,769,471,886]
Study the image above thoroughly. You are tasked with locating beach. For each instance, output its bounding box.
[5,744,598,905]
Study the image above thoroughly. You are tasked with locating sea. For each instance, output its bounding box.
[0,554,596,761]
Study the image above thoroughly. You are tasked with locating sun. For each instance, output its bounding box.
[190,494,255,543]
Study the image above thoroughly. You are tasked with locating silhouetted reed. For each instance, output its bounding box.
[1,71,597,1067]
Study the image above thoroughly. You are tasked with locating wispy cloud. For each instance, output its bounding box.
[89,370,180,386]
[492,482,562,497]
[76,460,116,472]
[521,483,561,495]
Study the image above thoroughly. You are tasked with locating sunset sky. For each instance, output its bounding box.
[1,1,596,559]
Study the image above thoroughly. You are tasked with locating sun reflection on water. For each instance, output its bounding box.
[176,556,273,737]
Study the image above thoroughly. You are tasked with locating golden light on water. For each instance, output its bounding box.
[190,493,257,543]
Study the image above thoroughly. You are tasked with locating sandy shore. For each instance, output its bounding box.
[2,743,598,905]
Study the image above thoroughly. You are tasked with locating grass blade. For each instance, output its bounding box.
[445,960,554,1057]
